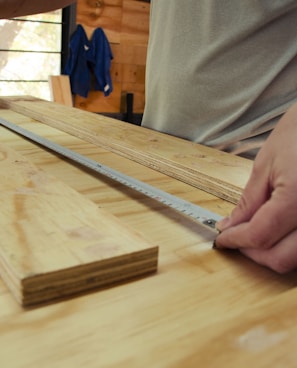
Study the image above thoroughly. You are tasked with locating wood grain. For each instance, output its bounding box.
[76,0,123,43]
[0,105,297,367]
[0,96,253,203]
[121,0,150,45]
[75,0,150,113]
[0,141,158,306]
[48,75,73,107]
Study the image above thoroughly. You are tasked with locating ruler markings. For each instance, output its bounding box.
[0,117,223,230]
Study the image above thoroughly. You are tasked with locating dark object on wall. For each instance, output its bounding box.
[125,93,134,123]
[61,3,77,72]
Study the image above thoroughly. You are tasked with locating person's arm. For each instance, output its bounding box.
[215,102,297,273]
[0,0,76,19]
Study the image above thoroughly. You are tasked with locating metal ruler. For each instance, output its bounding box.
[0,117,223,230]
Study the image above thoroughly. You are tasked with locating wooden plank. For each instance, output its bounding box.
[0,142,158,307]
[74,83,122,112]
[0,96,253,203]
[119,43,147,65]
[48,75,73,107]
[170,288,297,367]
[76,0,123,43]
[1,108,297,367]
[121,0,150,46]
[74,1,149,114]
[122,64,145,84]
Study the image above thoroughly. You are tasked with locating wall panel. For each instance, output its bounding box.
[73,0,150,114]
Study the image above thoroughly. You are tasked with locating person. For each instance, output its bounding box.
[2,0,297,273]
[141,1,297,274]
[0,0,75,19]
[215,106,297,274]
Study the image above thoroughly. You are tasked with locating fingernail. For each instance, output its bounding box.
[216,216,231,232]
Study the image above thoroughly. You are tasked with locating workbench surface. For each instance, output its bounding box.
[0,100,297,368]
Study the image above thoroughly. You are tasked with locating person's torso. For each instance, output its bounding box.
[142,0,297,157]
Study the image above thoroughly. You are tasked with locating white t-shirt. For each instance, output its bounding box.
[142,1,297,158]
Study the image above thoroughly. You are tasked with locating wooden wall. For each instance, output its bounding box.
[74,0,150,114]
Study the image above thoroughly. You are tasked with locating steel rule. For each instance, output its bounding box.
[0,117,223,230]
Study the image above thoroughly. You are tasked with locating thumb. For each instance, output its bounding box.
[216,164,271,232]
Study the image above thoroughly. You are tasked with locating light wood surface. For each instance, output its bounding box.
[0,101,297,367]
[0,96,253,203]
[75,0,150,113]
[0,141,157,306]
[48,75,73,107]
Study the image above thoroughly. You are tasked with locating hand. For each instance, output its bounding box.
[215,102,297,273]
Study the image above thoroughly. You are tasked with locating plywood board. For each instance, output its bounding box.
[48,75,73,107]
[74,84,122,112]
[74,1,149,113]
[76,0,123,43]
[0,142,158,306]
[1,106,297,368]
[0,96,253,203]
[121,0,150,45]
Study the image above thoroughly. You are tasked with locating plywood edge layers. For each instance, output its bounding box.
[0,96,253,204]
[0,141,158,306]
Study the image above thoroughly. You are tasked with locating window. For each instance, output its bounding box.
[0,6,76,100]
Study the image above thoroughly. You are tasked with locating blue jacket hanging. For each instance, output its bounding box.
[64,24,113,98]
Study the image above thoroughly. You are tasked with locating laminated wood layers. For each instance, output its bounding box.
[0,142,158,306]
[0,96,253,203]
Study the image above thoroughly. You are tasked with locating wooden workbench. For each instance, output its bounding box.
[0,98,297,367]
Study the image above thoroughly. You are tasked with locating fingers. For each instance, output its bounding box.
[216,146,297,250]
[215,189,297,250]
[214,105,297,272]
[240,227,297,273]
[216,160,271,232]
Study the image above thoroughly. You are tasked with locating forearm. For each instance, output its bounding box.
[0,0,76,19]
